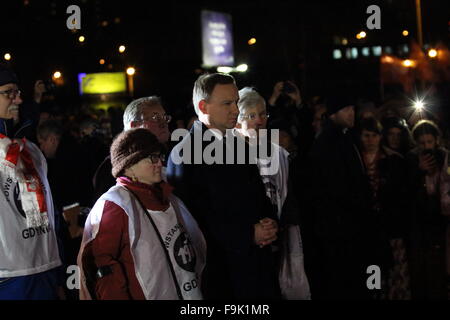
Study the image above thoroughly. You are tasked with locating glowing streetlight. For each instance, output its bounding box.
[119,45,126,53]
[126,67,135,98]
[126,67,136,76]
[99,59,105,65]
[342,38,348,45]
[356,31,366,39]
[248,38,256,45]
[236,64,248,72]
[402,30,409,36]
[381,56,394,64]
[78,36,85,43]
[53,71,62,79]
[4,53,11,61]
[402,59,415,67]
[428,49,438,58]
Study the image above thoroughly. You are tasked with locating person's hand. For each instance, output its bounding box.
[419,153,437,175]
[285,81,302,107]
[254,218,278,248]
[34,80,47,104]
[268,82,284,106]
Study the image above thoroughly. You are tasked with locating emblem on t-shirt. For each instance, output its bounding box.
[173,233,196,272]
[2,177,26,219]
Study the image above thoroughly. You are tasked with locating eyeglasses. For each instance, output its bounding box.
[147,153,165,164]
[0,89,21,99]
[239,112,270,121]
[146,113,172,123]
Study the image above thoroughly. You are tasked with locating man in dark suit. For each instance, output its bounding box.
[167,73,280,299]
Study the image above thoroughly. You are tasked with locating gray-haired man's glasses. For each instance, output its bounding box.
[0,89,21,99]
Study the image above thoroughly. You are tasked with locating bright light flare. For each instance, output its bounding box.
[248,38,256,45]
[428,49,438,58]
[126,67,136,76]
[413,100,425,111]
[53,71,62,79]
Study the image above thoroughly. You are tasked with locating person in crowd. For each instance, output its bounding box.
[381,117,415,157]
[307,92,374,300]
[0,65,63,299]
[36,119,92,300]
[267,80,313,155]
[235,87,311,299]
[407,119,449,300]
[37,119,90,209]
[167,73,280,299]
[79,118,109,207]
[78,128,205,300]
[92,96,171,202]
[357,117,411,299]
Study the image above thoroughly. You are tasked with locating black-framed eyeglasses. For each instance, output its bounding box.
[0,89,21,99]
[147,153,165,164]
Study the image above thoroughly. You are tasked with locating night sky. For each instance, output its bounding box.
[1,0,449,112]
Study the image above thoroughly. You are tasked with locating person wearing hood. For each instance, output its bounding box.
[0,65,63,299]
[78,128,205,300]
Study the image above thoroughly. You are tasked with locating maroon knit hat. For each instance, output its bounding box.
[110,128,163,178]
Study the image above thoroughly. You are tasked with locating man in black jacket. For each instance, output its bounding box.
[167,73,280,299]
[307,93,373,300]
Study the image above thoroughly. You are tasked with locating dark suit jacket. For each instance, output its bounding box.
[167,121,280,299]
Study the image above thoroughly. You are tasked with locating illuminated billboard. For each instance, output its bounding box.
[201,10,234,67]
[78,72,127,95]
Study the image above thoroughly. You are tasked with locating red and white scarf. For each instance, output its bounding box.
[0,134,49,227]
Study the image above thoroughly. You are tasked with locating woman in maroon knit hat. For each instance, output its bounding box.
[77,128,206,300]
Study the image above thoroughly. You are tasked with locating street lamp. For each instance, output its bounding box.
[99,59,105,65]
[53,71,62,79]
[126,67,136,76]
[126,67,135,97]
[119,45,126,53]
[402,30,409,37]
[428,49,438,58]
[248,38,256,45]
[356,31,366,39]
[402,59,415,68]
[4,53,11,61]
[78,36,85,43]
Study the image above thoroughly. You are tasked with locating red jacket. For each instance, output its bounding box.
[82,177,173,300]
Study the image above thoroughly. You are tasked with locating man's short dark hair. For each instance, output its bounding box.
[412,119,441,142]
[37,119,63,140]
[192,73,235,115]
[359,117,383,135]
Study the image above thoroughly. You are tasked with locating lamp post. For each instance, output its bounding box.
[126,67,135,98]
[415,0,423,48]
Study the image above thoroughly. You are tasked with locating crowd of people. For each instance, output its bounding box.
[0,63,449,300]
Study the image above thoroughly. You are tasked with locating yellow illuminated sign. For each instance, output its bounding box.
[81,72,126,94]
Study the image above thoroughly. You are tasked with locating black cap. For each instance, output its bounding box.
[326,91,356,116]
[0,64,18,87]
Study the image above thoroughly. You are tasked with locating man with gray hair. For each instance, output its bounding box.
[92,96,171,201]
